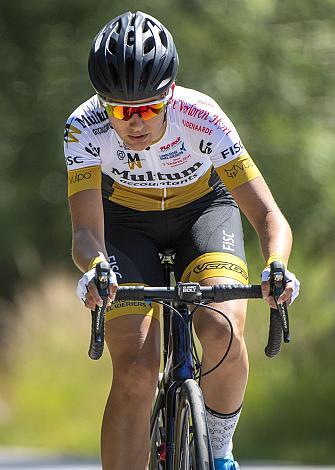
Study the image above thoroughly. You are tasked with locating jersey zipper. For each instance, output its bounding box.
[161,188,166,210]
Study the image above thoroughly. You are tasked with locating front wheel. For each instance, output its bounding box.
[174,379,214,470]
[149,377,165,470]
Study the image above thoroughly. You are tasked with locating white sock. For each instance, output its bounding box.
[206,405,242,460]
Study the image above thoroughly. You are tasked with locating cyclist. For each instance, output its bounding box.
[64,11,300,470]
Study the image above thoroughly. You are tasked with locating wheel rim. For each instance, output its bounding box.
[177,401,196,469]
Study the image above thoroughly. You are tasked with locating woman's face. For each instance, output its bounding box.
[108,97,167,151]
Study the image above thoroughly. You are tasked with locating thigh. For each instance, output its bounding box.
[104,224,164,322]
[105,226,163,286]
[174,203,248,285]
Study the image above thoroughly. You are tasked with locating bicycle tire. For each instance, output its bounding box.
[174,379,214,470]
[149,378,165,470]
[149,408,164,469]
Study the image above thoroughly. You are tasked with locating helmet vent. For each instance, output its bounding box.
[108,37,118,56]
[126,57,134,88]
[159,30,168,48]
[143,20,150,33]
[127,29,135,46]
[115,20,121,34]
[158,60,174,88]
[143,37,155,54]
[140,61,152,90]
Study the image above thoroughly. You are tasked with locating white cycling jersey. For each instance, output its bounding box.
[64,85,261,211]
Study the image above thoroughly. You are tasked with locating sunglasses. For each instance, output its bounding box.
[98,87,174,121]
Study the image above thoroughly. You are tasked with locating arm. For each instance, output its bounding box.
[69,189,116,308]
[231,176,293,306]
[69,189,107,272]
[231,176,292,266]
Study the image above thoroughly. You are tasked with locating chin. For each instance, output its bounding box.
[126,141,151,151]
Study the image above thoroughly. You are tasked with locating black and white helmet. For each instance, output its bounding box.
[88,11,179,101]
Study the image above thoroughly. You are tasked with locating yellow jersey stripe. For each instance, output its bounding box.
[216,153,261,191]
[109,167,214,211]
[68,165,101,197]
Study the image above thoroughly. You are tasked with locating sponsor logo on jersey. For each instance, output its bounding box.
[172,99,211,120]
[160,136,181,152]
[160,142,186,161]
[110,162,202,185]
[69,170,93,184]
[65,156,84,166]
[224,157,254,179]
[182,119,213,135]
[64,123,81,144]
[85,143,100,158]
[174,99,232,135]
[92,122,112,135]
[127,153,143,170]
[161,155,191,169]
[75,109,108,128]
[208,115,232,135]
[199,140,213,154]
[197,98,216,108]
[221,141,244,159]
[117,150,126,160]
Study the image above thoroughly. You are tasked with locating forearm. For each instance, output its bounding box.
[256,209,292,266]
[72,228,108,272]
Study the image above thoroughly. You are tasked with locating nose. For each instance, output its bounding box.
[128,113,145,130]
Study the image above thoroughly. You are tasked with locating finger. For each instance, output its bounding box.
[83,294,96,310]
[261,280,270,300]
[277,281,293,304]
[109,284,118,302]
[266,296,278,309]
[262,282,277,308]
[86,281,103,307]
[277,284,293,305]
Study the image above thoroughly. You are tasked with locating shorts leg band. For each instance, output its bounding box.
[181,252,248,285]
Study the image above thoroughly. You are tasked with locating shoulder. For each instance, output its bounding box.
[171,85,227,120]
[169,85,235,139]
[172,85,220,110]
[64,95,111,143]
[64,96,111,171]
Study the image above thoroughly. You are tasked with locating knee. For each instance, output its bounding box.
[112,353,160,402]
[195,305,247,361]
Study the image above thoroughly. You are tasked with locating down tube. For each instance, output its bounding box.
[171,303,194,381]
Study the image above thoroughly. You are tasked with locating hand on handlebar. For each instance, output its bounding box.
[76,266,118,309]
[261,266,300,308]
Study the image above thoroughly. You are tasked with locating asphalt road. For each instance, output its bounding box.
[0,450,334,470]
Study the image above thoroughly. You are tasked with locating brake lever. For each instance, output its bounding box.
[270,261,290,343]
[88,261,110,360]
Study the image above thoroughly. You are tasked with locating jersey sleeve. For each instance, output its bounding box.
[178,88,262,191]
[63,115,102,197]
[209,112,261,191]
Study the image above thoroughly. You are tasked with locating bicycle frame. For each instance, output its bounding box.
[151,252,199,468]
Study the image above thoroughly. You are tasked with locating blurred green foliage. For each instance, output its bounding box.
[0,0,334,463]
[1,0,334,294]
